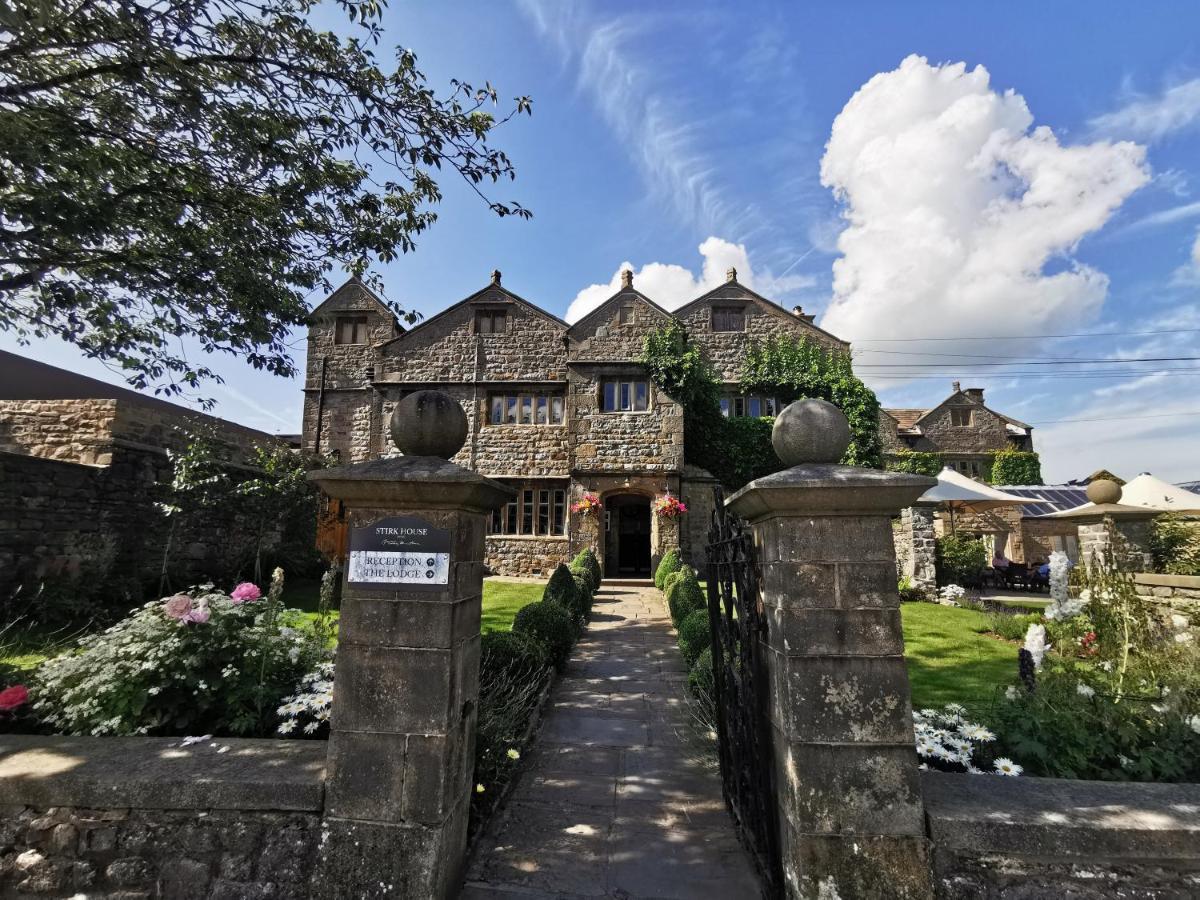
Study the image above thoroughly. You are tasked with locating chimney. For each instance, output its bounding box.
[726,266,737,283]
[490,269,502,285]
[792,305,815,324]
[952,380,961,393]
[964,387,985,403]
[620,269,633,289]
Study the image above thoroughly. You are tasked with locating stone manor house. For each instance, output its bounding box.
[302,270,1033,577]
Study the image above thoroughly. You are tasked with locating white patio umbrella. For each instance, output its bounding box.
[918,467,1044,534]
[1050,473,1200,517]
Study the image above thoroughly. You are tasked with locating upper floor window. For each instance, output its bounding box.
[475,308,507,335]
[720,394,778,418]
[602,379,649,412]
[489,392,565,425]
[618,304,635,325]
[712,306,745,332]
[491,484,567,536]
[334,315,369,345]
[950,407,973,427]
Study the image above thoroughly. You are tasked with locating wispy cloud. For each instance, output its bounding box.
[1090,77,1200,142]
[1114,199,1200,235]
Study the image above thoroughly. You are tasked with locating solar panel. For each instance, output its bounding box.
[991,485,1088,517]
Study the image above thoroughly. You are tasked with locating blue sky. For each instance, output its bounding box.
[5,1,1200,481]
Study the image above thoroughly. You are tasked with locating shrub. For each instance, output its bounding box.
[990,449,1042,486]
[479,630,550,683]
[543,564,585,626]
[983,612,1043,642]
[897,577,928,603]
[654,549,682,590]
[570,572,593,616]
[33,573,322,737]
[677,608,711,666]
[571,548,602,594]
[687,646,717,728]
[1151,513,1200,576]
[512,601,576,669]
[935,535,988,586]
[886,451,944,478]
[666,571,706,626]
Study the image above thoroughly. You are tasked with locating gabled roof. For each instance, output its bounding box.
[379,279,567,349]
[309,276,398,323]
[671,278,850,350]
[906,389,1031,434]
[567,285,672,335]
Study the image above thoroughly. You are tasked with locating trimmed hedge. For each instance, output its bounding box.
[512,601,576,669]
[571,548,602,594]
[654,549,682,590]
[479,630,550,682]
[666,571,706,625]
[544,563,585,627]
[677,608,711,666]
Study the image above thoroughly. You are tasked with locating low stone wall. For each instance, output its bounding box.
[0,735,325,899]
[485,535,569,577]
[1134,573,1200,618]
[923,771,1200,898]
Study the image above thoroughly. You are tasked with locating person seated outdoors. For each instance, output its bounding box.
[992,552,1011,570]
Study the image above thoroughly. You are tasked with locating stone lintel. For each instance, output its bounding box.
[727,463,934,522]
[310,455,515,510]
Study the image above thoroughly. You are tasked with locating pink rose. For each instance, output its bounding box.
[163,594,194,620]
[0,685,28,712]
[183,605,210,625]
[230,582,262,604]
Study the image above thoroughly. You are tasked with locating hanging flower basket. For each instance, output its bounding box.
[653,494,687,519]
[571,492,602,516]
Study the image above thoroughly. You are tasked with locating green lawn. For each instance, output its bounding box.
[1,578,547,680]
[901,602,1016,711]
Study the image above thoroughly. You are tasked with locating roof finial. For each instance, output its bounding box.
[726,266,737,283]
[620,268,633,289]
[952,380,961,393]
[491,269,502,285]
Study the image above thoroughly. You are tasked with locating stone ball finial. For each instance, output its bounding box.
[771,398,851,466]
[389,390,468,459]
[1086,478,1122,506]
[620,269,633,288]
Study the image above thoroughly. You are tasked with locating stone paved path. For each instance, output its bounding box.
[463,584,760,900]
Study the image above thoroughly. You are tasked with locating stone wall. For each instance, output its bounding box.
[895,506,937,590]
[906,397,1013,455]
[0,735,325,900]
[1133,573,1200,619]
[304,279,399,392]
[0,399,117,466]
[568,369,684,474]
[484,536,568,577]
[923,770,1200,899]
[679,466,719,571]
[1079,518,1154,572]
[568,291,672,362]
[676,286,847,383]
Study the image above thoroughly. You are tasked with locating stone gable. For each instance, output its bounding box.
[305,279,399,392]
[568,289,672,362]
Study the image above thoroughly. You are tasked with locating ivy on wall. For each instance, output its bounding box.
[884,450,944,477]
[641,323,883,489]
[989,449,1043,485]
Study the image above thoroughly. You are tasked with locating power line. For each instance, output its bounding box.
[1026,411,1200,425]
[850,328,1200,342]
[856,347,1200,361]
[856,356,1200,368]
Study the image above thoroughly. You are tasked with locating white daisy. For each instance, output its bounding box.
[993,758,1023,776]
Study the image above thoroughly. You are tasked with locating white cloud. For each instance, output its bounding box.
[1090,78,1200,142]
[1171,230,1200,286]
[1116,199,1200,235]
[817,55,1149,363]
[564,236,814,323]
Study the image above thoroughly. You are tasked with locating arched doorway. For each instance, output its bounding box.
[604,494,652,578]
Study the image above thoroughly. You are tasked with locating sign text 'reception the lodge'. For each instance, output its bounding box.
[346,515,451,589]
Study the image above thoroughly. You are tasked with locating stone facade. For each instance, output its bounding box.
[882,384,1034,480]
[302,271,842,577]
[1133,573,1200,620]
[895,505,937,591]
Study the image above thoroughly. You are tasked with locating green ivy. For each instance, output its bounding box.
[990,448,1042,485]
[641,324,883,489]
[885,450,944,477]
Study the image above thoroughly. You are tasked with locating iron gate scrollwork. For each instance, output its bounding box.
[705,487,783,899]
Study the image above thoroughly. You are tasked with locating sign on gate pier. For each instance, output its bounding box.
[346,515,451,589]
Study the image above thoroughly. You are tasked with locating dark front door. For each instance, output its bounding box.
[604,495,652,577]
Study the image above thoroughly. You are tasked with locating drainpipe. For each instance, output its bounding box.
[313,356,328,456]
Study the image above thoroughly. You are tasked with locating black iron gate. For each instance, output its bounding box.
[705,487,783,899]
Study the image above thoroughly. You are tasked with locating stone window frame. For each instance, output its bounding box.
[474,306,508,335]
[334,314,370,345]
[600,378,651,413]
[720,393,780,418]
[949,407,973,427]
[487,391,565,426]
[618,303,636,325]
[490,480,568,537]
[711,305,746,333]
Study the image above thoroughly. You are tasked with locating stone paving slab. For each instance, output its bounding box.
[464,584,760,899]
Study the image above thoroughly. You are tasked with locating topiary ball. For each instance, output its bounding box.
[512,601,576,669]
[677,608,712,666]
[544,563,585,626]
[571,572,594,617]
[655,549,682,590]
[480,630,550,683]
[666,572,706,626]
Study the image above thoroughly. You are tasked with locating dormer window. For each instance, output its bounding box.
[618,304,635,325]
[334,315,369,345]
[950,408,973,427]
[475,308,507,334]
[712,306,745,332]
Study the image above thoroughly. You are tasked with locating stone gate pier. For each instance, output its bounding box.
[726,400,936,898]
[310,391,513,899]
